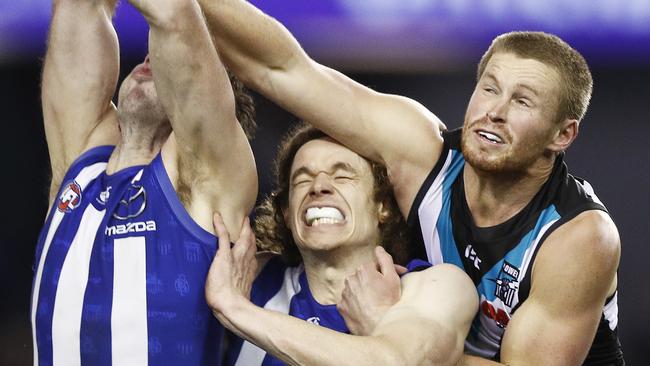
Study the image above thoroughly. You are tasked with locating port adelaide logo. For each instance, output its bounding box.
[57,181,82,213]
[489,261,520,307]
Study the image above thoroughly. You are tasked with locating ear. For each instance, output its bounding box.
[282,207,293,231]
[377,201,391,224]
[548,119,579,153]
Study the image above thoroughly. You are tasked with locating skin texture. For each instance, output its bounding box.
[42,0,256,238]
[196,1,620,364]
[205,140,478,366]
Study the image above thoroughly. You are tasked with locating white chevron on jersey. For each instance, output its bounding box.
[416,151,455,264]
[234,265,303,366]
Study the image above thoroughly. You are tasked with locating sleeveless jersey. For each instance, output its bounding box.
[407,129,624,365]
[31,146,223,366]
[225,257,430,366]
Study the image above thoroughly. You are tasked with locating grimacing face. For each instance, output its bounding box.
[462,52,563,173]
[284,138,385,254]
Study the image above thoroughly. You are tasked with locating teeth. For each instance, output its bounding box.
[305,207,344,226]
[478,131,503,143]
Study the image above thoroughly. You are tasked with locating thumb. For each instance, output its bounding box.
[375,246,397,277]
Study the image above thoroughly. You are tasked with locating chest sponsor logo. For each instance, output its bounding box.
[464,244,482,270]
[57,181,82,213]
[105,220,157,236]
[113,184,147,220]
[480,299,511,329]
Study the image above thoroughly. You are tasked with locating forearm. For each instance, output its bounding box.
[216,299,401,366]
[198,0,307,89]
[135,0,237,141]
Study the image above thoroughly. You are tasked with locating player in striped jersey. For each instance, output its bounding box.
[205,124,478,366]
[32,0,256,365]
[197,2,623,365]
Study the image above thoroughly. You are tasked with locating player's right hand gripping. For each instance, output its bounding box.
[205,213,258,324]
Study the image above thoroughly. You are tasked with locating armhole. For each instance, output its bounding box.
[405,132,454,261]
[151,152,216,245]
[513,204,609,313]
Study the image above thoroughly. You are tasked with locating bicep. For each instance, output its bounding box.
[500,296,603,366]
[43,1,120,198]
[373,265,478,365]
[148,1,257,222]
[500,212,620,365]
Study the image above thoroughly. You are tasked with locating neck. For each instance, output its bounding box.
[464,157,556,227]
[300,243,377,305]
[107,117,171,174]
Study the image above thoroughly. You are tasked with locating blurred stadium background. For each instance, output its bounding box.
[1,0,648,364]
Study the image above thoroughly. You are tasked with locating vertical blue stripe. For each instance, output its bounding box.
[79,219,114,366]
[35,200,96,366]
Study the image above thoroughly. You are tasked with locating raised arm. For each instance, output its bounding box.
[130,0,257,235]
[42,0,121,201]
[460,210,621,366]
[198,0,444,216]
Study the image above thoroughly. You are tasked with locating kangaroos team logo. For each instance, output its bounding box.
[57,181,82,213]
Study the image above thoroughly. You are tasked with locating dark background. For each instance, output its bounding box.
[2,56,649,365]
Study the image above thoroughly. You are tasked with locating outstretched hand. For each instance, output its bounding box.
[205,213,258,324]
[337,246,403,336]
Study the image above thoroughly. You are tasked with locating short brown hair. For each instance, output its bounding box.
[229,72,256,139]
[477,31,593,122]
[254,123,411,266]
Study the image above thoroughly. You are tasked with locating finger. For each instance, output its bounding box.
[213,212,232,256]
[393,264,408,275]
[375,247,397,277]
[239,216,253,242]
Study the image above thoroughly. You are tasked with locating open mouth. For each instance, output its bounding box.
[477,130,504,144]
[305,206,345,227]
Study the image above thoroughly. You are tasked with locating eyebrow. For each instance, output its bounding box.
[483,71,540,97]
[290,162,357,182]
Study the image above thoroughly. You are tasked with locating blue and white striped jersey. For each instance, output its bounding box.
[31,146,223,366]
[407,129,623,364]
[224,257,349,366]
[225,257,432,366]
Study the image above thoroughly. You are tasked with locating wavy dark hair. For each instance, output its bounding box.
[254,123,411,266]
[228,72,256,139]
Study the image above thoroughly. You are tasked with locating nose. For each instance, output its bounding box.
[486,97,508,124]
[309,173,334,197]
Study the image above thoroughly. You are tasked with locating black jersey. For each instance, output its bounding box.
[407,129,624,364]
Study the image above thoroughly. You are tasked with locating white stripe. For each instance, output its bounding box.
[52,206,105,366]
[575,178,604,206]
[112,236,148,366]
[31,162,107,366]
[603,292,619,330]
[418,152,454,264]
[234,265,303,366]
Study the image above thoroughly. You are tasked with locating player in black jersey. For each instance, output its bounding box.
[197,1,623,365]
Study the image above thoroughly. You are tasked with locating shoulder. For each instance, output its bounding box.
[400,264,477,316]
[529,210,620,307]
[538,210,620,270]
